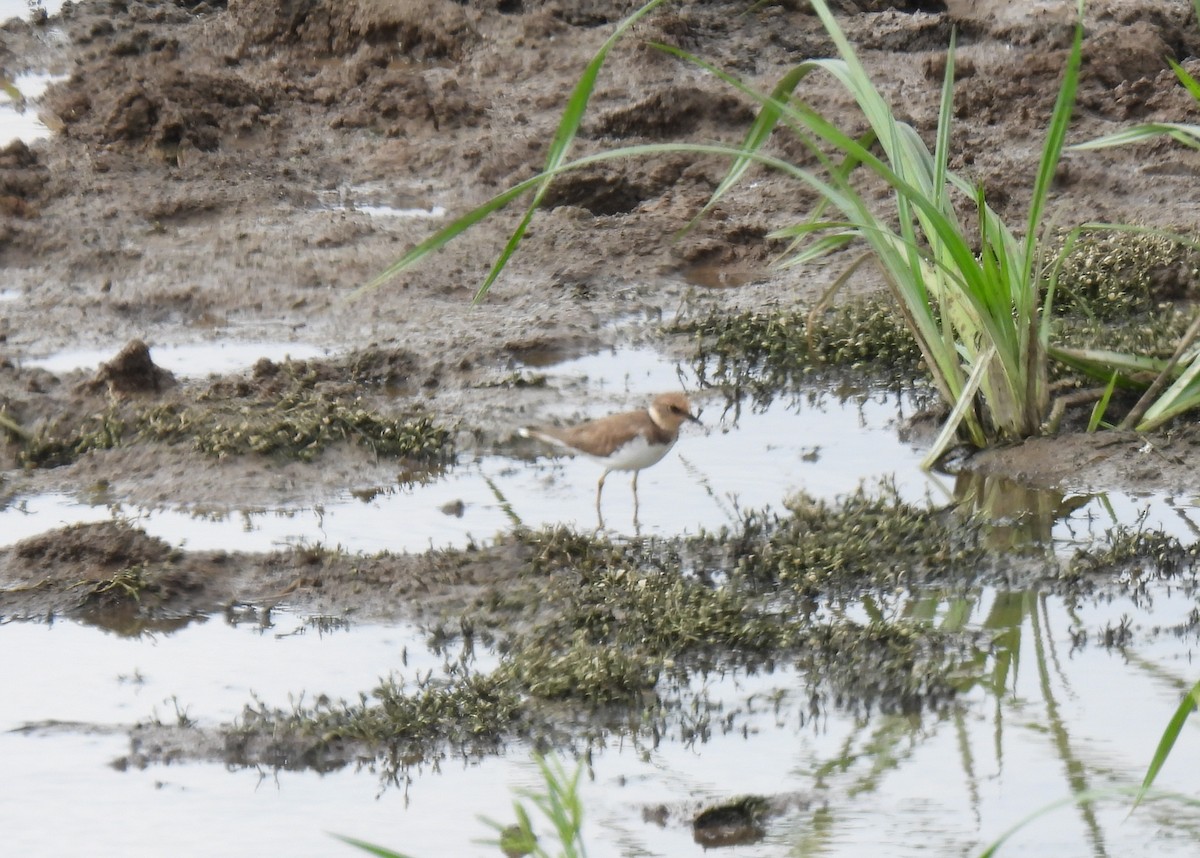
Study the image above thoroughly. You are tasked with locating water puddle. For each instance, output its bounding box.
[679,262,764,289]
[1,583,1198,857]
[1,70,63,147]
[5,346,1200,556]
[954,470,1200,553]
[25,340,328,377]
[317,185,446,219]
[0,609,484,729]
[0,0,66,21]
[1,348,938,552]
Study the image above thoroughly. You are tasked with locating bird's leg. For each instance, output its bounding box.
[595,470,609,530]
[631,470,641,534]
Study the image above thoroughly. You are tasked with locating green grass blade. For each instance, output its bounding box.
[1049,345,1168,385]
[0,75,23,105]
[1136,352,1200,431]
[354,177,552,297]
[358,139,833,300]
[932,29,956,209]
[1023,0,1083,283]
[330,834,416,858]
[360,0,671,302]
[1087,372,1119,431]
[1071,122,1200,151]
[922,343,994,469]
[1133,680,1200,811]
[777,232,858,265]
[768,220,857,239]
[650,41,816,229]
[1168,55,1200,101]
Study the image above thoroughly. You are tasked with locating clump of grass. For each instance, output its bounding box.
[360,0,1087,462]
[72,564,152,609]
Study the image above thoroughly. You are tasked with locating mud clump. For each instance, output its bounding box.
[230,0,477,59]
[589,86,755,139]
[13,519,174,569]
[85,338,177,395]
[1,521,202,629]
[0,140,48,219]
[46,47,273,152]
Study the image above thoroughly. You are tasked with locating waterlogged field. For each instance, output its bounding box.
[5,0,1200,854]
[3,344,1200,857]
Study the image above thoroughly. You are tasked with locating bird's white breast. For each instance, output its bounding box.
[591,433,674,471]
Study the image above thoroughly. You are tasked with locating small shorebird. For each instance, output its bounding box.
[519,392,701,527]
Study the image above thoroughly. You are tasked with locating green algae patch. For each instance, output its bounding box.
[227,486,999,758]
[138,490,1200,771]
[137,395,450,462]
[672,298,923,397]
[240,672,525,749]
[1054,231,1200,320]
[13,394,451,468]
[1065,525,1200,588]
[729,487,985,597]
[6,348,454,468]
[13,407,127,468]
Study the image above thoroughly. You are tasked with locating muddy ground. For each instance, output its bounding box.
[3,0,1200,622]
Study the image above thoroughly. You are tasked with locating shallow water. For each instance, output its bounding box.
[25,340,329,377]
[316,183,448,219]
[0,70,62,147]
[0,0,64,22]
[2,584,1198,857]
[3,344,1200,857]
[4,347,1198,556]
[3,347,942,551]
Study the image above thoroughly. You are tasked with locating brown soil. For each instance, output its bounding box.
[2,0,1200,621]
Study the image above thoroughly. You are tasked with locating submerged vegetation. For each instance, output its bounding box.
[671,297,924,397]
